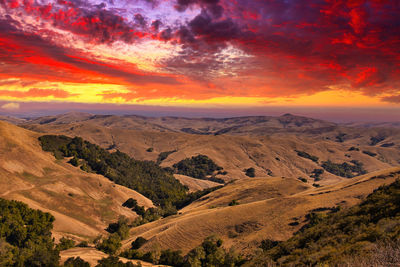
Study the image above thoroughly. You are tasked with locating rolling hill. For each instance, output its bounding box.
[1,113,399,265]
[0,120,153,242]
[122,168,400,255]
[18,113,400,186]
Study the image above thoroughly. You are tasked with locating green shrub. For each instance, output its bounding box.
[64,257,90,267]
[157,150,176,164]
[131,237,147,250]
[56,237,76,251]
[68,156,79,167]
[106,216,130,240]
[159,249,184,266]
[96,256,138,267]
[295,150,319,162]
[96,234,122,255]
[363,150,377,157]
[298,177,307,183]
[310,168,324,180]
[245,167,255,177]
[229,200,240,206]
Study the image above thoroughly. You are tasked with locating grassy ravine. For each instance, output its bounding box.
[254,179,400,266]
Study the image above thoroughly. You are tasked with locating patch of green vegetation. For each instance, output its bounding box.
[0,198,59,266]
[310,168,324,180]
[39,135,187,208]
[348,146,360,151]
[105,216,130,241]
[96,256,140,266]
[298,177,307,183]
[156,150,176,164]
[295,150,319,163]
[321,160,366,178]
[130,237,147,250]
[146,147,154,152]
[257,179,400,266]
[64,256,91,267]
[121,235,245,266]
[244,167,255,178]
[96,234,122,255]
[56,237,76,251]
[173,154,223,180]
[370,135,386,146]
[363,150,377,157]
[229,199,240,206]
[381,142,395,148]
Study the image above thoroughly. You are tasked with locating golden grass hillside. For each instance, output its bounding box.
[0,120,153,242]
[122,168,400,255]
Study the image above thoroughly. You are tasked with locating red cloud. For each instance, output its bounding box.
[1,0,400,102]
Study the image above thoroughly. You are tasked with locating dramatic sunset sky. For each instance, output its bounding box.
[0,0,399,120]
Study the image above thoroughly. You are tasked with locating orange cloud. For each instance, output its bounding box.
[0,88,77,98]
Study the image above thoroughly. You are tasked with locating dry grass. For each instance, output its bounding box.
[121,168,400,254]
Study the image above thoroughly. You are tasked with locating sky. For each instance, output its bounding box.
[0,0,399,121]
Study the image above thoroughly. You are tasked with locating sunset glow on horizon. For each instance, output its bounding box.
[0,0,400,115]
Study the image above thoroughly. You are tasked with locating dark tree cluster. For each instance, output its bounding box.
[0,198,59,266]
[173,155,223,180]
[363,150,377,157]
[321,160,366,178]
[370,135,386,146]
[39,135,187,208]
[295,150,319,163]
[121,235,245,266]
[310,168,324,181]
[156,150,176,164]
[244,167,255,178]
